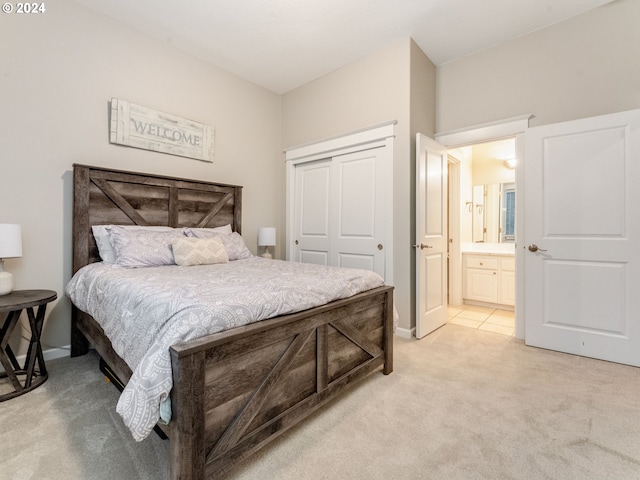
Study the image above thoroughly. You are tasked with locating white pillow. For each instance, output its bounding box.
[106,226,184,267]
[183,228,253,261]
[171,237,229,266]
[92,225,175,263]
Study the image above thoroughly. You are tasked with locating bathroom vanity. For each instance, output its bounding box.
[462,248,515,309]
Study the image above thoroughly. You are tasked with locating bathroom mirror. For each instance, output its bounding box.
[472,182,515,243]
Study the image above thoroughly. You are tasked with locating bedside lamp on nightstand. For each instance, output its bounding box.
[258,227,276,259]
[0,224,22,295]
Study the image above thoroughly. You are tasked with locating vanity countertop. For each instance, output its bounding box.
[461,243,515,256]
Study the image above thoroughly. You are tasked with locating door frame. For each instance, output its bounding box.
[436,114,532,339]
[447,156,462,305]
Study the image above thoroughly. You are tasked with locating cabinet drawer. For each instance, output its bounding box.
[465,256,498,270]
[500,257,515,271]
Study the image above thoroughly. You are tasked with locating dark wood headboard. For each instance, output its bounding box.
[72,164,242,274]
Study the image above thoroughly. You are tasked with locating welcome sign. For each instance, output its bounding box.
[109,98,214,162]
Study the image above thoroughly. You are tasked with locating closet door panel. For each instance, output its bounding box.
[293,159,331,264]
[337,155,376,237]
[331,148,385,277]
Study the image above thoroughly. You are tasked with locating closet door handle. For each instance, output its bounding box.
[412,243,433,249]
[528,244,547,252]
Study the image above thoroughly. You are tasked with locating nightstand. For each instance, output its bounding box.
[0,289,57,401]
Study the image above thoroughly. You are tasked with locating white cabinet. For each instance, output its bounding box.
[463,254,515,307]
[499,260,515,306]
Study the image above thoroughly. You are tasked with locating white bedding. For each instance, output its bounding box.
[65,257,385,441]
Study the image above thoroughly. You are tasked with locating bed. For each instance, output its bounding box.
[69,164,394,479]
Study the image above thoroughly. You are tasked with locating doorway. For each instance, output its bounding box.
[427,114,529,340]
[446,138,517,336]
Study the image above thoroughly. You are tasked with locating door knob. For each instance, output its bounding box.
[528,244,547,252]
[412,243,433,249]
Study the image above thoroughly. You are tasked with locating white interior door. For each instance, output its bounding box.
[524,109,640,366]
[415,133,448,338]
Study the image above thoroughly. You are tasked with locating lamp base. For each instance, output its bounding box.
[0,270,14,295]
[260,252,273,259]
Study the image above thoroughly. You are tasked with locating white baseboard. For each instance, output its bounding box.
[394,326,414,339]
[42,345,71,362]
[0,345,70,373]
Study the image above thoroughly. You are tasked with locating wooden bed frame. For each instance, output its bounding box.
[70,164,394,479]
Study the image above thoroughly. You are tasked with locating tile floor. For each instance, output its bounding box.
[447,304,515,336]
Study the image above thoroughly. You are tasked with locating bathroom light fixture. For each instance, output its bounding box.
[258,227,276,259]
[504,158,517,169]
[0,224,23,295]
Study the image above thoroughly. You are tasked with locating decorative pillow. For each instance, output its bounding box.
[107,226,184,268]
[92,225,175,264]
[183,229,253,261]
[171,237,229,266]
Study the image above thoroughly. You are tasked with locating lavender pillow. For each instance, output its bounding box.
[92,225,176,263]
[183,228,253,261]
[107,226,184,267]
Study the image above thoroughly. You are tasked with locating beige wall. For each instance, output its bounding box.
[282,38,436,333]
[1,0,282,355]
[13,0,624,352]
[282,39,411,147]
[436,0,640,133]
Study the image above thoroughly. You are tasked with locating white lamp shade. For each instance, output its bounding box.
[258,227,276,247]
[0,224,22,258]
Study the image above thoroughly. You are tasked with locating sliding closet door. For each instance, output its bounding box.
[291,148,386,277]
[292,159,331,265]
[286,121,394,282]
[331,148,385,276]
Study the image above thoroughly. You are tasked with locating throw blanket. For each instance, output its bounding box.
[66,257,384,441]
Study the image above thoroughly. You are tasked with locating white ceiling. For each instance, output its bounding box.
[75,0,614,94]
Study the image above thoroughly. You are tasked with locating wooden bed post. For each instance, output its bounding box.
[170,349,206,480]
[383,288,394,375]
[71,165,91,357]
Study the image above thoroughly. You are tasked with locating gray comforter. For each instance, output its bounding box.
[66,257,384,441]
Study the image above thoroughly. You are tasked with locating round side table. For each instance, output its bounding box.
[0,289,57,401]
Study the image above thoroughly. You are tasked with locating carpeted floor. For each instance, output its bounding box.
[2,323,640,479]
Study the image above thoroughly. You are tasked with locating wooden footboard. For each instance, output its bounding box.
[169,285,393,479]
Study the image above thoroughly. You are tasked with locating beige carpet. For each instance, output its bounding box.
[2,323,640,479]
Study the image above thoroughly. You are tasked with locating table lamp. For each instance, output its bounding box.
[258,227,276,259]
[0,224,23,295]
